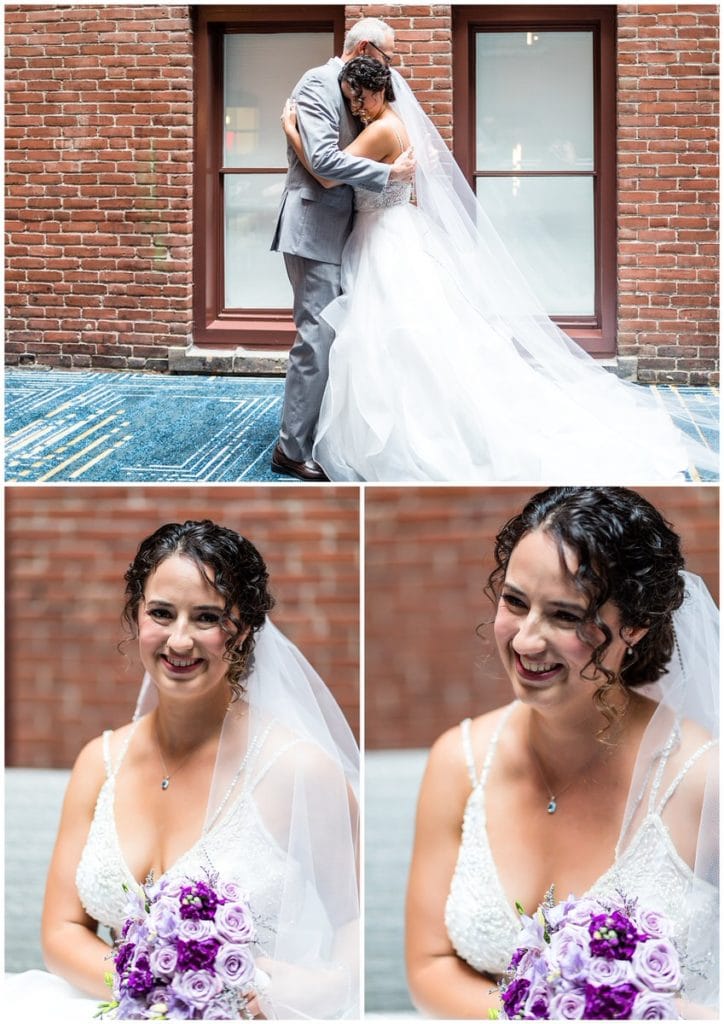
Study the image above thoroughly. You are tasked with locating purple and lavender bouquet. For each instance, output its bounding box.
[496,892,682,1020]
[96,874,256,1020]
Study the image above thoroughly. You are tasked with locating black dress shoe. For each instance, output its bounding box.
[271,443,329,482]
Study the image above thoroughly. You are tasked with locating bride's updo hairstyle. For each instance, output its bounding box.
[339,56,395,102]
[122,520,275,699]
[487,487,686,728]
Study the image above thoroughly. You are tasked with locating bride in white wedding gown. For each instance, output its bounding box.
[4,522,359,1020]
[405,488,718,1018]
[282,58,718,483]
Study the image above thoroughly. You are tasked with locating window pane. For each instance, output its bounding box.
[476,177,595,316]
[224,33,333,168]
[224,175,292,308]
[476,32,594,172]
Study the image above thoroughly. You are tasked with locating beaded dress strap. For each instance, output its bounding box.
[646,721,681,814]
[248,737,305,793]
[460,703,516,791]
[656,738,717,815]
[460,718,477,787]
[480,703,516,789]
[102,722,140,780]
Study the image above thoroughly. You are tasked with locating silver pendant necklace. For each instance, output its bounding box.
[529,742,598,815]
[155,726,199,791]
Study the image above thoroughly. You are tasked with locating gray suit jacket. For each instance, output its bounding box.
[271,58,391,264]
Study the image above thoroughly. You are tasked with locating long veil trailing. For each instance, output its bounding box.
[134,620,360,1019]
[388,70,718,482]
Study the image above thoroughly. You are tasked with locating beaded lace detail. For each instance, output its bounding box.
[75,723,300,954]
[354,180,412,212]
[444,706,717,979]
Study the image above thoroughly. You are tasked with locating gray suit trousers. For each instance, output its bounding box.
[279,253,341,462]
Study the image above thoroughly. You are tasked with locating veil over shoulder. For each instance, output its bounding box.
[313,70,718,483]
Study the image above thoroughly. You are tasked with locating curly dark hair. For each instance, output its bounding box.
[339,55,395,102]
[486,487,685,729]
[122,520,275,700]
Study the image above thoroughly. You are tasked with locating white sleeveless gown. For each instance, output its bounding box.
[444,704,718,1003]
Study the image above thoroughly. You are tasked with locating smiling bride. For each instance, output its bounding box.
[6,520,359,1020]
[405,487,718,1019]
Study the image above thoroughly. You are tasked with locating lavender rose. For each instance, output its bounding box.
[636,908,672,941]
[631,990,679,1019]
[632,939,682,992]
[149,943,178,978]
[565,898,606,928]
[149,898,180,940]
[588,955,634,987]
[178,917,217,942]
[548,989,588,1019]
[216,901,255,943]
[218,880,243,903]
[584,982,639,1020]
[173,968,223,1010]
[216,942,256,987]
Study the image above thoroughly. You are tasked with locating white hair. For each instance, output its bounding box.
[343,17,393,55]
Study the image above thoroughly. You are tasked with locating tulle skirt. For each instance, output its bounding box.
[313,202,695,483]
[4,969,100,1021]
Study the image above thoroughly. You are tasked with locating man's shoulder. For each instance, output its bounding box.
[296,58,342,92]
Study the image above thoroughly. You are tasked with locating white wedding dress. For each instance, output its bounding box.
[312,178,708,483]
[445,705,719,1007]
[4,720,312,1021]
[312,70,718,484]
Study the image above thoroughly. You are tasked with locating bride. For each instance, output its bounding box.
[282,58,718,483]
[5,520,359,1020]
[405,487,718,1018]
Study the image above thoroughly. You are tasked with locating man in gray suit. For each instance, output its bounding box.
[271,17,415,481]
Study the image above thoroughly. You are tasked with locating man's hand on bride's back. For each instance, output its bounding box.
[389,146,415,182]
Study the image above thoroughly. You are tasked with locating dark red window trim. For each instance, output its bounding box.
[193,6,345,349]
[452,5,617,356]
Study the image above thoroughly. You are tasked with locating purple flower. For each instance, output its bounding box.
[588,956,634,987]
[636,908,672,941]
[126,959,154,997]
[632,939,682,993]
[565,897,605,928]
[178,917,217,942]
[548,989,588,1019]
[179,880,220,920]
[176,937,221,972]
[550,928,590,982]
[584,982,639,1019]
[115,992,148,1019]
[149,942,178,978]
[218,880,243,903]
[114,941,135,976]
[216,901,255,943]
[631,990,679,1019]
[173,968,223,1009]
[524,982,550,1019]
[149,897,180,940]
[589,911,642,960]
[215,942,256,987]
[502,978,530,1017]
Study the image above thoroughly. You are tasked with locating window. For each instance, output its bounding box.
[453,6,616,355]
[194,7,343,348]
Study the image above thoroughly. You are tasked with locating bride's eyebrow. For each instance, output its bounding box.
[502,581,586,614]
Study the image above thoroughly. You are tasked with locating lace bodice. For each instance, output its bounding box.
[354,180,412,212]
[445,705,717,984]
[76,723,299,955]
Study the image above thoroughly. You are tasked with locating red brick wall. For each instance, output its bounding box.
[365,486,719,750]
[346,4,453,145]
[6,486,360,767]
[617,4,719,384]
[4,4,718,381]
[5,4,194,372]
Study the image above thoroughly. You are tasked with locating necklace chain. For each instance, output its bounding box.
[528,737,603,815]
[154,724,200,790]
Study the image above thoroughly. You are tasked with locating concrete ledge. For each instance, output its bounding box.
[168,345,288,376]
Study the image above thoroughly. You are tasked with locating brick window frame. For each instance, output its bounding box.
[193,5,345,349]
[452,5,617,356]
